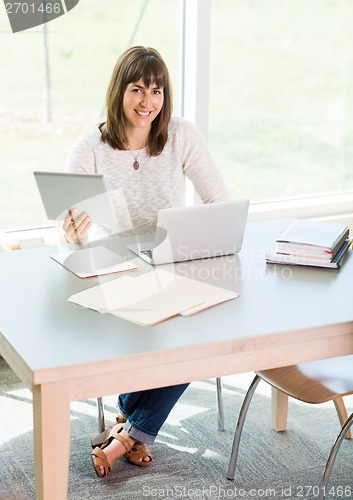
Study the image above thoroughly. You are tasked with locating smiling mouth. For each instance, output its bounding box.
[135,110,152,117]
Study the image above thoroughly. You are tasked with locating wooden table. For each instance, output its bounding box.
[0,219,352,499]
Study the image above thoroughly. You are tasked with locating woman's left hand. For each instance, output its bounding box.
[62,208,92,245]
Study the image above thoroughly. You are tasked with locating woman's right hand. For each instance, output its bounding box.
[62,208,92,245]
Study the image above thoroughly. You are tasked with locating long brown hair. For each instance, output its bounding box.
[100,46,173,156]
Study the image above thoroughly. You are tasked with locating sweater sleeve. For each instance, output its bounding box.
[178,118,232,203]
[65,135,96,174]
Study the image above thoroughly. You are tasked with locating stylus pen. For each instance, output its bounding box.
[68,208,83,248]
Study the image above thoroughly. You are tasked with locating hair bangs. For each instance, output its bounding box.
[130,55,167,89]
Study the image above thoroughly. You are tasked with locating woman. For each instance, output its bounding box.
[63,46,231,478]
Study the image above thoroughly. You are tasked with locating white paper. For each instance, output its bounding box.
[51,247,138,278]
[68,269,239,325]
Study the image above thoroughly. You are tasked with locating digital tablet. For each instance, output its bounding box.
[33,171,118,225]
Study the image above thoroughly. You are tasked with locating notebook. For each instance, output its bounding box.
[127,199,249,265]
[51,245,138,278]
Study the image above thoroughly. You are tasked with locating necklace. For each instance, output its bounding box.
[132,154,141,171]
[126,144,145,171]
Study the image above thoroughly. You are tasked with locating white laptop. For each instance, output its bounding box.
[128,199,249,265]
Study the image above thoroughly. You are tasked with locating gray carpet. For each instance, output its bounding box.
[0,356,352,500]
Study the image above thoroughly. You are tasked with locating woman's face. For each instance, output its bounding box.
[123,78,164,132]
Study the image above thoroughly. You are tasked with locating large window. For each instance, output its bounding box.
[0,0,180,228]
[209,0,353,202]
[1,0,353,231]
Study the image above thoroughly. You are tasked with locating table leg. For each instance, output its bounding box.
[271,386,289,432]
[33,382,71,500]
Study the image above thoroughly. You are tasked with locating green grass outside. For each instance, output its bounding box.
[1,0,353,229]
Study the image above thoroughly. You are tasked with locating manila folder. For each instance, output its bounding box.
[68,269,239,326]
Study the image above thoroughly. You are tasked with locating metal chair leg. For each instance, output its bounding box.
[97,397,105,433]
[318,411,353,500]
[227,374,261,480]
[216,377,225,431]
[333,397,351,440]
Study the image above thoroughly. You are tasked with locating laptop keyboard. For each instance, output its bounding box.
[140,249,153,259]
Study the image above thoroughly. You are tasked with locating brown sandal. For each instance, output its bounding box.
[125,441,153,467]
[91,414,127,448]
[91,424,131,478]
[91,447,112,478]
[91,416,153,468]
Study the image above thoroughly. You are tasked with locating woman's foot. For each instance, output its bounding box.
[124,439,153,467]
[95,430,130,476]
[91,425,151,477]
[101,429,151,469]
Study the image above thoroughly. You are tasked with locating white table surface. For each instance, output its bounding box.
[1,218,352,500]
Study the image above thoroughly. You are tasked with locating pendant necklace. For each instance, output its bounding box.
[133,156,140,171]
[126,145,145,171]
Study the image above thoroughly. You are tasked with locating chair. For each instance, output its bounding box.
[227,354,353,500]
[97,376,226,433]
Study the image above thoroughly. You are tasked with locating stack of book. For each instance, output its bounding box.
[266,219,351,268]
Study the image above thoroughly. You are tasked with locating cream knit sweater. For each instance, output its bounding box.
[66,116,231,235]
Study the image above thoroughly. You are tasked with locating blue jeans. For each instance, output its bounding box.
[117,383,189,445]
